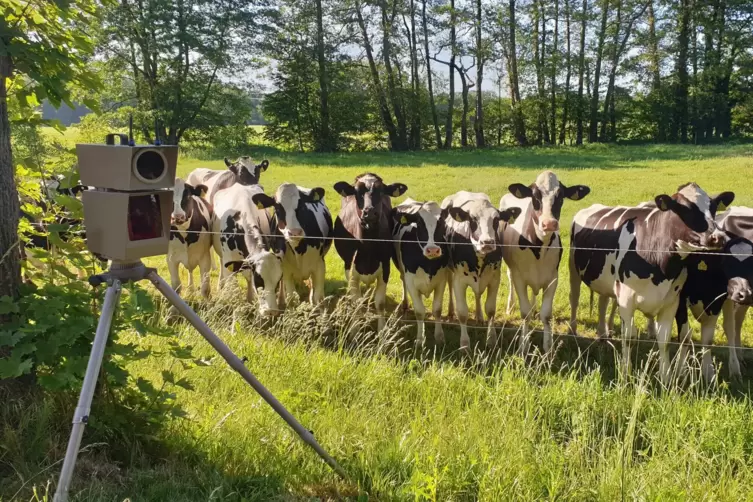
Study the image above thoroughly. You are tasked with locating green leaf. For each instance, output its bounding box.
[0,331,25,348]
[161,370,175,384]
[0,297,19,315]
[175,378,194,391]
[0,355,33,379]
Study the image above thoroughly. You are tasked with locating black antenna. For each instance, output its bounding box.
[154,118,161,146]
[128,114,135,146]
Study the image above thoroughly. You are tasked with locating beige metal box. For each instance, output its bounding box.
[76,144,178,191]
[82,190,173,260]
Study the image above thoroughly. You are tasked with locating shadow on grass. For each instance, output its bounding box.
[228,143,753,171]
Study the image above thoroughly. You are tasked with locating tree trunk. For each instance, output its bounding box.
[459,69,471,147]
[647,0,664,141]
[575,0,587,144]
[380,1,409,149]
[690,0,698,143]
[423,0,442,149]
[600,0,620,142]
[533,0,550,144]
[508,0,528,145]
[674,0,690,143]
[409,0,421,149]
[559,0,572,144]
[445,0,457,149]
[550,0,559,144]
[0,55,20,300]
[315,0,333,152]
[474,0,486,148]
[588,0,609,143]
[355,0,403,150]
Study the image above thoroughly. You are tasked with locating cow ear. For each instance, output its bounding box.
[224,157,232,167]
[563,184,590,201]
[71,184,88,195]
[386,183,408,198]
[334,181,356,198]
[251,193,276,210]
[655,194,675,212]
[448,206,470,223]
[257,160,270,172]
[191,184,209,198]
[393,208,416,225]
[712,191,735,214]
[509,183,533,199]
[305,187,325,202]
[499,207,522,224]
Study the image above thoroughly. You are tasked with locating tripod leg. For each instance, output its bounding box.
[147,270,348,480]
[54,280,122,502]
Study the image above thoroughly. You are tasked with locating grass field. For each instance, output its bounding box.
[6,142,753,501]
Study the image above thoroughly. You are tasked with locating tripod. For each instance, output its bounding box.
[53,260,346,502]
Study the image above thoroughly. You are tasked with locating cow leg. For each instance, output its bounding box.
[618,305,636,378]
[398,268,409,312]
[540,278,558,352]
[447,270,455,320]
[596,295,610,338]
[645,316,657,340]
[199,252,212,299]
[723,300,742,379]
[512,272,533,355]
[311,259,326,305]
[607,298,618,334]
[568,255,582,335]
[675,300,692,380]
[475,289,484,324]
[656,302,678,386]
[247,274,257,304]
[432,274,447,345]
[375,273,387,332]
[485,271,501,348]
[505,266,515,315]
[454,279,470,350]
[282,270,296,307]
[699,314,719,382]
[406,275,425,347]
[167,256,182,295]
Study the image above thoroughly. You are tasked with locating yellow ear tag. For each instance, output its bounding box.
[658,199,668,211]
[570,192,580,201]
[515,189,523,198]
[508,216,516,225]
[698,260,707,271]
[256,202,265,210]
[312,192,320,202]
[718,202,727,212]
[393,188,402,197]
[400,215,408,225]
[453,213,464,223]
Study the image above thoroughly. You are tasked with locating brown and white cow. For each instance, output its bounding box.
[212,183,286,315]
[168,178,213,298]
[251,183,334,306]
[333,173,408,331]
[569,183,734,383]
[187,156,269,203]
[442,191,520,349]
[500,171,590,352]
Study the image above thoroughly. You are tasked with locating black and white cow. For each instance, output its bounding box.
[500,171,590,352]
[212,183,286,315]
[333,173,408,331]
[187,157,270,202]
[251,183,333,306]
[391,198,450,347]
[569,183,734,382]
[168,178,213,299]
[442,191,521,349]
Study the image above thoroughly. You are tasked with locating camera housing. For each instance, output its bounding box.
[76,138,179,261]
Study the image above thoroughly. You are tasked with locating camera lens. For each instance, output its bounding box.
[133,149,167,183]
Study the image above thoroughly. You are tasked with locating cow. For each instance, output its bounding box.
[500,171,590,352]
[186,156,270,202]
[391,199,450,347]
[568,183,735,383]
[212,183,286,315]
[332,173,408,331]
[251,183,333,306]
[441,191,521,350]
[168,178,213,299]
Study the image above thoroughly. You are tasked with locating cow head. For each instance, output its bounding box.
[171,178,208,226]
[655,183,734,252]
[392,200,445,259]
[225,156,269,185]
[251,183,326,246]
[508,171,590,241]
[41,174,88,200]
[723,238,753,305]
[446,200,521,255]
[334,173,407,231]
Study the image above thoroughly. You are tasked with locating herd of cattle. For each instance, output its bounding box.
[30,157,753,384]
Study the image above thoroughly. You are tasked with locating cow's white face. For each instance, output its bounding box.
[509,170,590,241]
[395,200,444,259]
[251,184,326,247]
[448,202,502,255]
[171,178,189,226]
[250,250,283,315]
[656,183,734,253]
